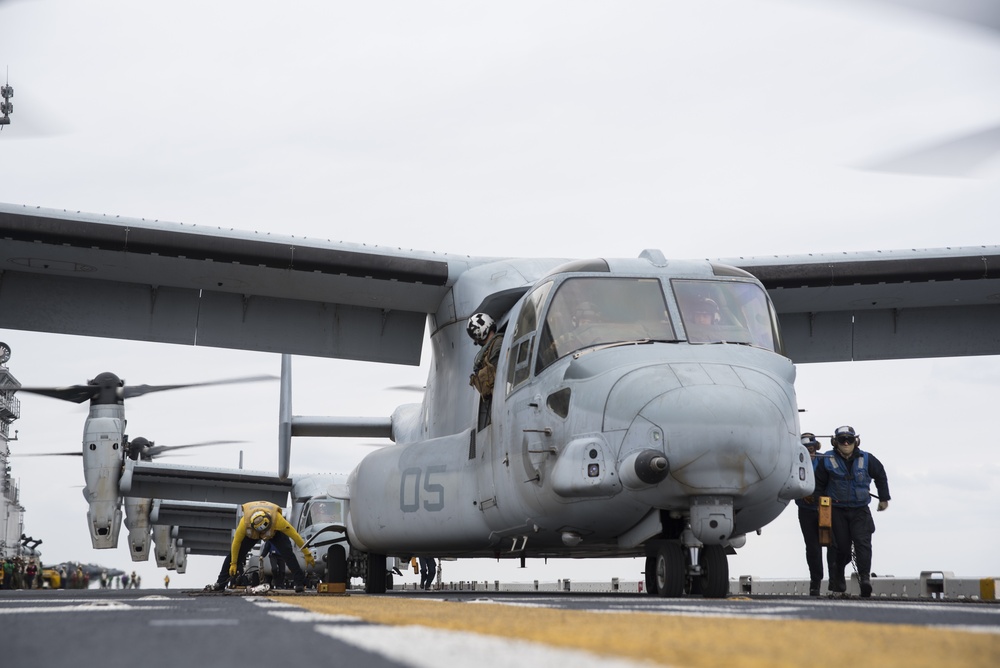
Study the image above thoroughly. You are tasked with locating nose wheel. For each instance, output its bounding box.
[644,540,730,598]
[646,541,685,597]
[686,543,729,598]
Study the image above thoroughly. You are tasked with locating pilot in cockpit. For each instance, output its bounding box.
[691,298,721,327]
[684,297,724,343]
[309,501,336,524]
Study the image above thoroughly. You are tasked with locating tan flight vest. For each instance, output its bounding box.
[470,334,503,398]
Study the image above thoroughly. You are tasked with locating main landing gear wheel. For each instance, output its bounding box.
[644,555,656,595]
[650,542,685,597]
[364,553,387,594]
[692,544,729,598]
[326,545,347,585]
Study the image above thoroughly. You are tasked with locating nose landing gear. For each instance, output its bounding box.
[644,528,730,598]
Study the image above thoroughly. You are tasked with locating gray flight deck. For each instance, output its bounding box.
[1,587,997,668]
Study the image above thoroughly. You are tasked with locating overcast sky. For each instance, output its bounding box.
[1,0,998,590]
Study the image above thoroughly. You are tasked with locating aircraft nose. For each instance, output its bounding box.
[622,369,792,495]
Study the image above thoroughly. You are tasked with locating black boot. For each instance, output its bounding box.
[809,580,820,596]
[859,578,872,598]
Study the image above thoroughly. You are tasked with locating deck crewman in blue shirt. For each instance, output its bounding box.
[813,425,891,598]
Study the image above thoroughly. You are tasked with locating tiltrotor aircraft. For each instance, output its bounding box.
[15,373,270,560]
[1,204,999,596]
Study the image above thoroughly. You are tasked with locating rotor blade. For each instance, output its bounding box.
[144,440,246,458]
[122,374,276,399]
[875,0,1000,33]
[15,385,99,404]
[11,451,82,457]
[860,123,1000,177]
[386,384,425,392]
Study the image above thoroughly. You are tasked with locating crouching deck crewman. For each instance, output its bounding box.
[211,500,315,593]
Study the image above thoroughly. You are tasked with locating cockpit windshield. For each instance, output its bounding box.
[301,498,343,527]
[673,279,780,351]
[536,277,674,370]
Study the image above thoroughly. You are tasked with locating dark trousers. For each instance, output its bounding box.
[829,505,875,581]
[797,505,835,584]
[267,552,286,587]
[217,532,305,587]
[419,557,437,589]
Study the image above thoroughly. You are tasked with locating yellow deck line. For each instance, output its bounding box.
[279,595,999,668]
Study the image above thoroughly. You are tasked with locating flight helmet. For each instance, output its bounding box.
[832,425,860,455]
[467,313,495,345]
[832,425,858,444]
[249,509,271,533]
[695,298,721,324]
[800,432,820,451]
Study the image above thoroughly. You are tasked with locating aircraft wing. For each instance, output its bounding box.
[149,501,239,557]
[3,203,998,365]
[149,499,239,531]
[119,460,291,506]
[0,203,497,365]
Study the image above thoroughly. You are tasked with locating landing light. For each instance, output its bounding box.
[561,532,582,547]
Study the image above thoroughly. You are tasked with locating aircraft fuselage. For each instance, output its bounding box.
[346,258,813,563]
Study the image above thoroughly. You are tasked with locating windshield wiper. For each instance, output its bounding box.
[571,338,670,359]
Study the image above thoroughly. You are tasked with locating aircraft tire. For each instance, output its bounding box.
[326,545,348,584]
[364,553,387,594]
[696,544,729,598]
[653,542,685,597]
[644,555,656,595]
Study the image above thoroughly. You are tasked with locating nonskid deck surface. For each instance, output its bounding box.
[1,588,997,668]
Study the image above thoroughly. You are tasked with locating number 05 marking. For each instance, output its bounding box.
[400,465,446,513]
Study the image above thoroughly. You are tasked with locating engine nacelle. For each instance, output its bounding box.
[152,525,172,567]
[124,497,152,561]
[82,416,126,549]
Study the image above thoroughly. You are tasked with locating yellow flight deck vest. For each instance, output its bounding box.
[242,500,282,540]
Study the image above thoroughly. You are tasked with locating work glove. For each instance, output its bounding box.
[303,549,315,568]
[877,500,889,511]
[229,563,238,577]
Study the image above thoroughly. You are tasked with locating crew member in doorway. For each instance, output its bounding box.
[211,500,315,593]
[813,425,891,598]
[468,313,503,400]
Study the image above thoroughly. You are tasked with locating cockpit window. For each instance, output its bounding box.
[536,277,674,371]
[505,281,553,393]
[673,279,779,351]
[301,498,343,528]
